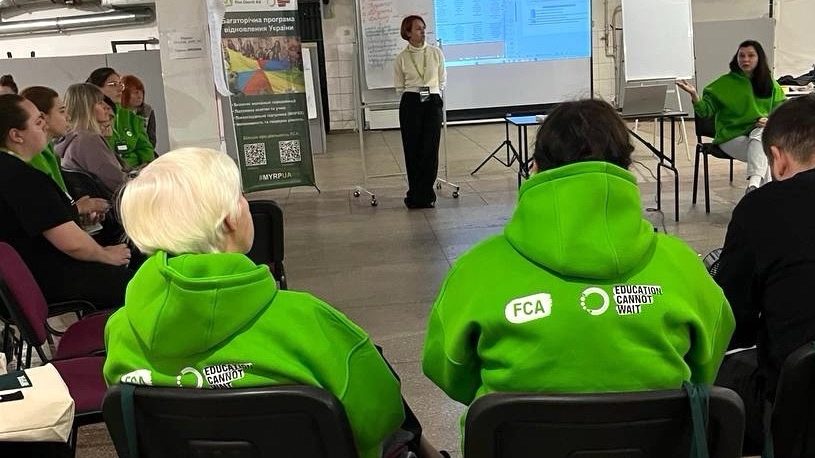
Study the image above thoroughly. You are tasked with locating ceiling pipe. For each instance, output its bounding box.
[0,0,84,8]
[0,6,153,36]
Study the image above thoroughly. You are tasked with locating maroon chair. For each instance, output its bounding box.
[0,242,108,369]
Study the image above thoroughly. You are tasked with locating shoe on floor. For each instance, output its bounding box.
[404,197,434,209]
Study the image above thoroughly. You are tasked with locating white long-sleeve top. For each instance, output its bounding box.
[393,42,446,95]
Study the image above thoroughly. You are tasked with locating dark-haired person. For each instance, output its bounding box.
[87,67,154,168]
[0,74,18,95]
[394,15,446,209]
[715,94,815,452]
[677,40,786,193]
[21,85,110,220]
[0,94,133,309]
[423,99,734,412]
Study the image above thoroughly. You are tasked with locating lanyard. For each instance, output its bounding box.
[408,47,428,83]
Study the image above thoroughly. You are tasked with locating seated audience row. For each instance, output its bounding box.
[104,98,815,456]
[0,94,133,308]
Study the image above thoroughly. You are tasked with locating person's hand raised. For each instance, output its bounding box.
[675,80,699,102]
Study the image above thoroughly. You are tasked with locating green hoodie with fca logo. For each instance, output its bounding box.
[104,251,405,458]
[423,162,735,407]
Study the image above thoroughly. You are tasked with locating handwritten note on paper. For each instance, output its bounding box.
[359,0,434,89]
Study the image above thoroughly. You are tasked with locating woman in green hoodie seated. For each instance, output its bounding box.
[87,67,154,168]
[105,147,443,458]
[423,99,735,410]
[677,40,786,194]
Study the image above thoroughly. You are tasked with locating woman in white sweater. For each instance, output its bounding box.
[393,15,446,209]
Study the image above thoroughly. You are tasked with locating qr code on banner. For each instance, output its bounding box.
[279,140,302,164]
[243,142,267,167]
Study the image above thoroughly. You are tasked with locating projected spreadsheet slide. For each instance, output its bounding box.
[436,0,590,67]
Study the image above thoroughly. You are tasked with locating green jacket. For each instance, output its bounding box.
[422,162,735,406]
[28,143,67,194]
[108,104,154,168]
[104,251,405,458]
[694,71,786,144]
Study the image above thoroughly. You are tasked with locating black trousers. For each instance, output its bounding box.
[715,349,768,455]
[35,260,134,310]
[399,92,442,205]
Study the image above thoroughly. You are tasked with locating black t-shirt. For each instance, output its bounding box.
[0,152,78,277]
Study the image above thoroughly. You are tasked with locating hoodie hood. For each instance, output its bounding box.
[124,251,277,358]
[504,161,655,280]
[52,130,81,159]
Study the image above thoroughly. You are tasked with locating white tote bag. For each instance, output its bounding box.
[0,363,75,443]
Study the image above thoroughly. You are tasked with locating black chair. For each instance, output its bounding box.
[769,342,815,457]
[692,117,735,213]
[247,199,287,289]
[464,388,745,458]
[60,168,111,200]
[102,384,358,458]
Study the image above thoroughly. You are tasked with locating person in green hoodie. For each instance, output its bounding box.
[422,99,735,412]
[20,85,110,223]
[677,40,786,194]
[105,147,444,458]
[87,67,155,168]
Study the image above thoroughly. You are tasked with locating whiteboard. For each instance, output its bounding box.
[358,0,435,90]
[622,0,695,81]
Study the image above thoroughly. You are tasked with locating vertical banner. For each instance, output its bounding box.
[222,0,315,191]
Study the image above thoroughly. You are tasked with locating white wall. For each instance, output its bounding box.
[691,0,769,22]
[0,6,158,57]
[775,0,815,76]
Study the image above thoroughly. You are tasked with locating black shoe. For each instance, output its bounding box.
[404,197,434,209]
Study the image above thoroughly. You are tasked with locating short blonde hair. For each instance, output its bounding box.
[64,83,105,134]
[119,147,243,255]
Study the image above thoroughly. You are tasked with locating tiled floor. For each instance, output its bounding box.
[75,120,747,457]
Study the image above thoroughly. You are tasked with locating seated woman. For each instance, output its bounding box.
[87,67,154,168]
[677,40,786,194]
[121,75,157,148]
[0,94,132,309]
[423,100,735,406]
[55,83,128,197]
[21,85,110,220]
[104,148,442,458]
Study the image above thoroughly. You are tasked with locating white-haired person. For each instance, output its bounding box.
[55,83,128,198]
[103,148,445,458]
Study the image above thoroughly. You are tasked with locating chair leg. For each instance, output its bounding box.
[703,152,711,213]
[729,159,734,182]
[692,147,701,205]
[24,344,32,369]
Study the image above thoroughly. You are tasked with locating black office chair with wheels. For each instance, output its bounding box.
[102,384,358,458]
[768,342,815,458]
[692,116,734,213]
[464,387,745,458]
[247,199,287,289]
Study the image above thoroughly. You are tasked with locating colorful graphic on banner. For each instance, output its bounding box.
[222,0,315,191]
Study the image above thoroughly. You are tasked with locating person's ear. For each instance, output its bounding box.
[769,145,788,180]
[7,128,23,145]
[222,214,238,234]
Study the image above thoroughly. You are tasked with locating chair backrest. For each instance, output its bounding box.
[770,342,815,458]
[694,116,717,141]
[464,388,745,458]
[61,167,111,200]
[103,384,358,458]
[0,243,50,348]
[246,200,286,287]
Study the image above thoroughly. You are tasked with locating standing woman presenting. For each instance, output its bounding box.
[677,40,786,194]
[394,15,446,209]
